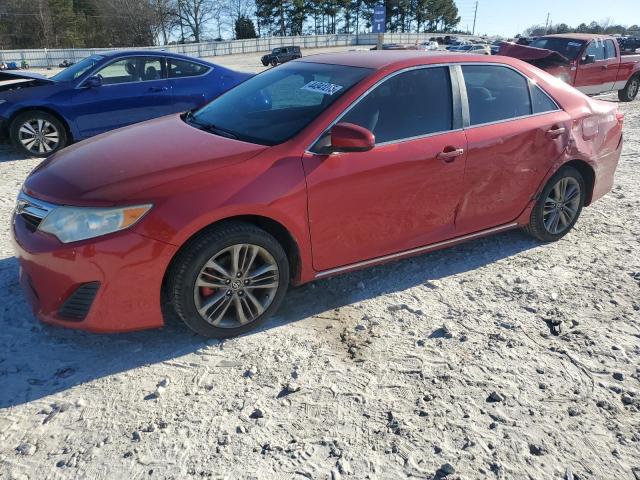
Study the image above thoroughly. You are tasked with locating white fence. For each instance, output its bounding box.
[0,33,476,68]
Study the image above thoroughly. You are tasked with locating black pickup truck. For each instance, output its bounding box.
[261,46,302,67]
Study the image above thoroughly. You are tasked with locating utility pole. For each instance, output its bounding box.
[178,0,185,44]
[472,1,478,36]
[545,12,550,33]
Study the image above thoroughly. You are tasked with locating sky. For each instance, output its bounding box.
[456,0,639,37]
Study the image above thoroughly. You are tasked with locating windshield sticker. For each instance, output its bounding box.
[567,42,583,47]
[301,81,343,96]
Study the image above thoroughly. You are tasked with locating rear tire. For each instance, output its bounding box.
[524,166,586,242]
[618,74,639,102]
[10,110,67,158]
[168,222,290,338]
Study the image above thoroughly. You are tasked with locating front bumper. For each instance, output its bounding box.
[11,211,179,333]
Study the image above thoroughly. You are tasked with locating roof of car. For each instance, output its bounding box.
[100,50,215,64]
[297,50,499,69]
[543,33,611,41]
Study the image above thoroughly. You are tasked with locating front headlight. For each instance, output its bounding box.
[39,204,152,243]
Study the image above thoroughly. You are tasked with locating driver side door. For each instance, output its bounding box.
[71,56,172,139]
[303,66,467,272]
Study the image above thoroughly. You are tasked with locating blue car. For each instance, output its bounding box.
[0,51,251,157]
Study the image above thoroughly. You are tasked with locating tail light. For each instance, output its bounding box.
[582,116,599,140]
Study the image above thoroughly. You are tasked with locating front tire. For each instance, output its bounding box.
[10,110,67,158]
[525,166,586,242]
[168,222,290,338]
[618,74,639,102]
[271,58,279,67]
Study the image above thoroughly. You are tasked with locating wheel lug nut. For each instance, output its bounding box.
[244,280,249,285]
[236,272,242,278]
[225,279,231,284]
[226,290,232,296]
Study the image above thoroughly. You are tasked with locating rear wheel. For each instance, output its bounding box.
[525,166,585,242]
[618,74,639,102]
[169,222,290,338]
[10,110,67,158]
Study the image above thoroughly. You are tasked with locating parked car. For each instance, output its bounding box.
[12,51,623,337]
[417,41,440,51]
[445,41,469,51]
[500,34,640,101]
[261,46,302,66]
[490,40,503,55]
[619,37,640,54]
[0,50,251,157]
[454,44,491,55]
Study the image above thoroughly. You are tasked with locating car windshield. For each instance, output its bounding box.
[190,62,373,145]
[51,54,104,81]
[529,38,586,60]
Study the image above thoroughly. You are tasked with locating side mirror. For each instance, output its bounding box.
[329,122,375,153]
[84,75,102,88]
[582,54,596,64]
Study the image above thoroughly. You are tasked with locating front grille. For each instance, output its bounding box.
[58,282,100,321]
[20,212,42,232]
[15,191,56,233]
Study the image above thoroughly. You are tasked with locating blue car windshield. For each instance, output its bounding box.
[51,55,104,82]
[190,62,373,146]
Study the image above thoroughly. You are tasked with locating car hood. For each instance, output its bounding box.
[0,70,55,83]
[24,114,269,206]
[499,42,570,67]
[0,71,56,92]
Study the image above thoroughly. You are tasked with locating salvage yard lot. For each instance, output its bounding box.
[0,50,639,479]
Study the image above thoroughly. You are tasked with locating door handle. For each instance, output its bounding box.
[149,86,168,92]
[546,126,566,138]
[436,147,464,163]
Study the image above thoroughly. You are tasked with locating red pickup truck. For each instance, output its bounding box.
[500,34,640,102]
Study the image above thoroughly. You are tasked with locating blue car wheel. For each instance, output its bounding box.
[10,110,68,158]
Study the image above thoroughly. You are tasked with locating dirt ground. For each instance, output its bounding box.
[0,50,639,480]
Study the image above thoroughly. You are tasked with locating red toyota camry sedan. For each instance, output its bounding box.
[12,51,623,337]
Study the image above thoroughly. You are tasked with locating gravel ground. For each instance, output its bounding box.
[0,53,639,479]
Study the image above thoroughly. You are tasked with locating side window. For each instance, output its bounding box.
[96,58,140,85]
[585,40,605,61]
[530,84,558,114]
[340,67,453,144]
[605,40,616,59]
[140,57,162,81]
[168,59,209,78]
[462,65,531,125]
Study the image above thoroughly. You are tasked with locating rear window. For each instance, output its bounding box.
[462,65,531,125]
[531,84,558,114]
[168,59,209,78]
[605,40,616,59]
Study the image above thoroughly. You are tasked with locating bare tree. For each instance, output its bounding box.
[152,0,179,45]
[177,0,218,42]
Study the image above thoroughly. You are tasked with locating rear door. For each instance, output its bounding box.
[71,56,172,138]
[167,57,215,112]
[455,64,571,234]
[574,39,619,94]
[304,66,467,271]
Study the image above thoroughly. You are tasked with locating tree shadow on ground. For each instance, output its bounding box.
[0,229,538,408]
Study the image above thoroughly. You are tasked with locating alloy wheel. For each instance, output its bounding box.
[193,243,279,328]
[543,177,581,235]
[18,119,60,154]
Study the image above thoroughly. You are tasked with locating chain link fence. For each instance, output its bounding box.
[0,33,477,68]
